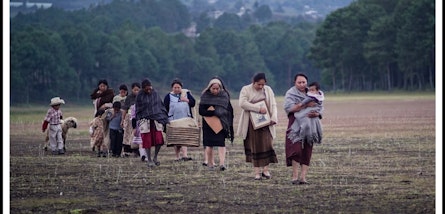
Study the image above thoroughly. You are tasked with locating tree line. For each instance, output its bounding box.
[10,0,435,105]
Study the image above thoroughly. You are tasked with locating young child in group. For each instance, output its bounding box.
[106,101,125,157]
[42,97,65,155]
[113,84,128,106]
[297,81,324,111]
[90,109,106,157]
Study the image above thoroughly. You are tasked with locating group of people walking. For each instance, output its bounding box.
[53,72,323,184]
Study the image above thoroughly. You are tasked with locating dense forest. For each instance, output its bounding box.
[10,0,435,105]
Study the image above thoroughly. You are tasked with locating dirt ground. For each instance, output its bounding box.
[8,96,436,213]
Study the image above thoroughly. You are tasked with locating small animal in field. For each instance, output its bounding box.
[44,117,78,152]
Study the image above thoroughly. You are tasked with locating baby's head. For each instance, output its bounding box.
[308,82,320,94]
[95,109,105,117]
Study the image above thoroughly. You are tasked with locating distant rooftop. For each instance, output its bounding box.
[10,1,52,9]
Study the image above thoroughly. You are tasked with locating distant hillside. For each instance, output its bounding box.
[10,0,353,18]
[179,0,354,18]
[10,0,112,17]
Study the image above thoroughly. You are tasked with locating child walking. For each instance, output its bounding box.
[42,97,65,155]
[106,101,125,157]
[90,109,107,157]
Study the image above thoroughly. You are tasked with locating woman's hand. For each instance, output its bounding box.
[259,107,267,114]
[307,110,319,118]
[180,97,189,103]
[293,103,304,112]
[306,101,317,107]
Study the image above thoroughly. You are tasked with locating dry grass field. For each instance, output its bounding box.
[8,93,437,213]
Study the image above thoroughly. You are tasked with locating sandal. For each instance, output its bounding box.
[261,172,271,179]
[299,180,309,185]
[182,157,193,161]
[291,179,300,185]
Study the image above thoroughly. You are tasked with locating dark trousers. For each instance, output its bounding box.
[110,129,123,156]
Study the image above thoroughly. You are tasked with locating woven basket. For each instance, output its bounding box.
[166,117,201,147]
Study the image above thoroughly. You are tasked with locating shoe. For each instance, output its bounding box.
[154,160,160,166]
[52,151,58,155]
[58,149,65,155]
[174,158,181,162]
[97,152,101,157]
[291,179,300,185]
[202,163,208,166]
[299,180,309,185]
[261,172,271,179]
[102,152,107,157]
[141,155,146,162]
[208,166,215,170]
[182,157,193,161]
[147,161,156,167]
[254,176,262,180]
[220,165,226,171]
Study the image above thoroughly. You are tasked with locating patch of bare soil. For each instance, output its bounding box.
[9,98,436,213]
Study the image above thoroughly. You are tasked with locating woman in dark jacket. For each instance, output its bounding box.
[90,79,114,117]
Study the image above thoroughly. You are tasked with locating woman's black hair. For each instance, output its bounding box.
[98,79,108,87]
[131,82,141,89]
[171,78,183,87]
[253,72,267,83]
[95,109,105,117]
[119,84,128,91]
[294,73,308,81]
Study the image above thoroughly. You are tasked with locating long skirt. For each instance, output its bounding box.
[285,114,313,166]
[243,121,278,167]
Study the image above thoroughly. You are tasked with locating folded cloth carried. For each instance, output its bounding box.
[203,116,223,134]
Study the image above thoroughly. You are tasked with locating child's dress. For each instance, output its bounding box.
[89,117,104,148]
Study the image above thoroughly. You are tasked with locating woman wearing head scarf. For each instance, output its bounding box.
[237,73,278,180]
[198,77,234,171]
[135,78,169,167]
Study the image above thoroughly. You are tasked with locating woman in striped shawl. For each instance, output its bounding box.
[135,79,169,167]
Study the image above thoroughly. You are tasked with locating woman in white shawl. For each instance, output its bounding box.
[237,73,278,180]
[284,73,322,185]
